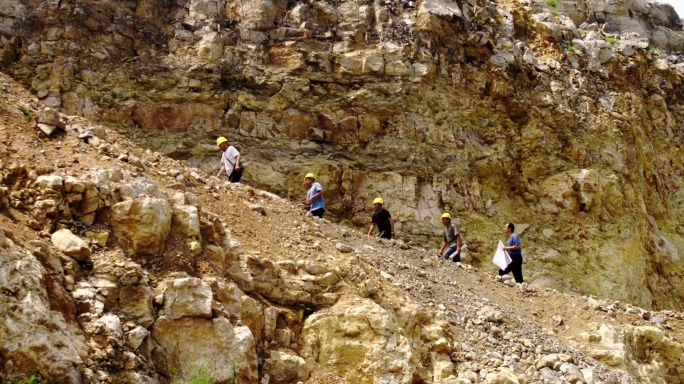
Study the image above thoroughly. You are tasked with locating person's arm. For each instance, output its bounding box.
[389,218,395,238]
[216,163,226,178]
[305,189,324,204]
[456,234,462,255]
[234,153,242,170]
[503,237,521,251]
[504,244,521,251]
[439,241,447,256]
[368,223,376,236]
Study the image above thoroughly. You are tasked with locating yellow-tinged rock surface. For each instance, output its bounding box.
[0,69,683,383]
[3,0,684,382]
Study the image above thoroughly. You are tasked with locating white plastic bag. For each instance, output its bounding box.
[493,240,513,270]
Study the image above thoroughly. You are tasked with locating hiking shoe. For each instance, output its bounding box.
[456,262,463,267]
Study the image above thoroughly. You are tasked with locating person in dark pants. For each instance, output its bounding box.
[438,213,463,265]
[500,222,524,283]
[304,173,325,218]
[215,136,243,182]
[368,197,394,239]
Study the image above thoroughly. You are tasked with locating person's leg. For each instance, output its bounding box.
[379,231,392,239]
[511,254,524,283]
[228,171,237,182]
[311,208,324,218]
[232,170,243,182]
[443,246,456,260]
[499,262,513,276]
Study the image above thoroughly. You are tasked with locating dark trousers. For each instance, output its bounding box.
[499,253,524,283]
[228,169,243,183]
[378,231,392,239]
[443,245,461,262]
[311,208,325,218]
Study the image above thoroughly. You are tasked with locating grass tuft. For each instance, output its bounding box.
[173,365,214,384]
[649,46,664,55]
[16,375,37,384]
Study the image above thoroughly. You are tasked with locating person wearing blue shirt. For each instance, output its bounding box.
[304,173,325,218]
[499,222,524,283]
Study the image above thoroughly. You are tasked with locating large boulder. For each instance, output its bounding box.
[118,177,163,200]
[163,277,213,319]
[152,316,258,383]
[624,326,684,382]
[240,296,264,345]
[300,296,420,383]
[207,278,243,318]
[577,322,684,382]
[579,323,626,367]
[51,229,91,261]
[262,350,309,384]
[172,205,201,238]
[119,285,155,327]
[35,174,64,191]
[90,257,155,327]
[0,238,88,382]
[109,197,172,257]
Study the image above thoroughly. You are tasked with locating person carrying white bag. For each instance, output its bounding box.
[494,222,524,283]
[493,240,512,270]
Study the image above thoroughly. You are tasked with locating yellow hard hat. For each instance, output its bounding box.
[304,173,316,180]
[441,213,452,220]
[373,197,384,205]
[216,136,228,146]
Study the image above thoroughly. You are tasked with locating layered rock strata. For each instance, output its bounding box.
[2,0,684,310]
[1,72,684,383]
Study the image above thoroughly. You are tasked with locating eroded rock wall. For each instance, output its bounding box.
[2,0,684,309]
[2,73,684,384]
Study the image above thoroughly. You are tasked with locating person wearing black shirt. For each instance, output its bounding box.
[368,197,395,239]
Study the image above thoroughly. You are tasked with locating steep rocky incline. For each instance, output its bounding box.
[2,0,684,312]
[2,72,684,383]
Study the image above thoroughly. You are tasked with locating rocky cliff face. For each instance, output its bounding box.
[2,0,684,310]
[2,71,684,384]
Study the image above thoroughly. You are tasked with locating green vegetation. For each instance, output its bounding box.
[16,104,33,120]
[605,36,617,45]
[649,46,664,55]
[173,365,213,384]
[16,375,37,384]
[566,45,576,53]
[231,360,238,384]
[544,0,560,15]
